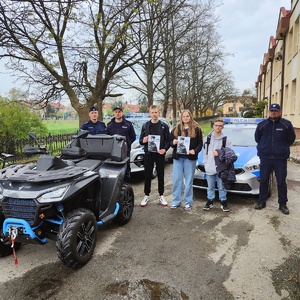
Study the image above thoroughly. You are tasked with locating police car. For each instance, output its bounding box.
[127,114,173,177]
[193,118,274,195]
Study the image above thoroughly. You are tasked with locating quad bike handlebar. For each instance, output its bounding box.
[1,153,14,169]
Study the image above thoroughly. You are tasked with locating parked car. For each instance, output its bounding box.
[193,117,274,196]
[128,115,173,177]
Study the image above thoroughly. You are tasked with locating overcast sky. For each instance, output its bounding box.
[215,0,291,94]
[0,0,292,98]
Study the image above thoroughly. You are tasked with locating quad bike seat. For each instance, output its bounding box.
[75,159,102,171]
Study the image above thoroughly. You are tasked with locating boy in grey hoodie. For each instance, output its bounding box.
[202,119,233,212]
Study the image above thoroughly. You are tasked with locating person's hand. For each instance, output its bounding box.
[173,139,178,145]
[158,149,166,155]
[189,149,195,155]
[143,136,148,143]
[212,150,218,156]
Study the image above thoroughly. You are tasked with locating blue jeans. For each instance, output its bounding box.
[206,174,227,201]
[171,157,197,206]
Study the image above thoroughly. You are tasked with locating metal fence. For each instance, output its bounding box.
[0,133,77,163]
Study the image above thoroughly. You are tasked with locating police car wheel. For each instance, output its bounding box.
[151,165,157,179]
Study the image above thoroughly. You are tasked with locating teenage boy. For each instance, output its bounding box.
[139,105,170,207]
[202,119,233,212]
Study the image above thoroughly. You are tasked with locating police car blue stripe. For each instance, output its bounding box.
[197,146,257,167]
[233,146,257,167]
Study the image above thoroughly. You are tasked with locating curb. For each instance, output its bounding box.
[289,139,300,164]
[289,155,300,164]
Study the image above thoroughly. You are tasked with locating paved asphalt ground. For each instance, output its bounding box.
[0,147,299,299]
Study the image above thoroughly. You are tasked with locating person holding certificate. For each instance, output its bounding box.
[169,110,203,211]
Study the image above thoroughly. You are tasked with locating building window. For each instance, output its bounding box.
[293,17,299,56]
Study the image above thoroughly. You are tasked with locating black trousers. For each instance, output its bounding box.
[259,158,288,204]
[144,152,165,196]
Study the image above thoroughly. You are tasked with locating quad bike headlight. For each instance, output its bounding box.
[37,185,70,203]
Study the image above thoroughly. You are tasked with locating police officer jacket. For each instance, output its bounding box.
[255,116,296,160]
[80,120,107,135]
[107,117,136,150]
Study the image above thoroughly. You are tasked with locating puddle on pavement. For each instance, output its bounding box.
[25,278,62,299]
[271,250,300,299]
[106,279,189,299]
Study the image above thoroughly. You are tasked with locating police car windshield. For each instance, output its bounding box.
[130,118,170,135]
[222,126,257,147]
[131,120,146,135]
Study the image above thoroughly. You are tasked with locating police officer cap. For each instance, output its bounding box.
[89,106,98,112]
[113,106,123,111]
[269,103,281,111]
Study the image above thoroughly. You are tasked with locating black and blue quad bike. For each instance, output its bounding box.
[0,130,134,268]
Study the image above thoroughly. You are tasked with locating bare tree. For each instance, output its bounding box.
[173,3,236,118]
[156,0,202,121]
[0,0,236,125]
[118,0,187,111]
[205,68,236,115]
[117,0,211,121]
[124,1,166,107]
[0,0,146,125]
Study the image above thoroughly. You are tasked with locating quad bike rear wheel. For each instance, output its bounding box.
[114,183,134,225]
[56,208,97,268]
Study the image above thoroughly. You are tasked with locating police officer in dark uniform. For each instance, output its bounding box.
[80,106,107,135]
[107,106,136,182]
[254,103,296,214]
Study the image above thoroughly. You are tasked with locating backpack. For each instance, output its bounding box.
[204,133,227,155]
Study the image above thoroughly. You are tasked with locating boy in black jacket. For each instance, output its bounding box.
[139,105,170,207]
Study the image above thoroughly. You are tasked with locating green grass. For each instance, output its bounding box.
[198,121,213,136]
[43,119,212,136]
[43,119,80,135]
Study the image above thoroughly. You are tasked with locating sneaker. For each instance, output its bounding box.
[184,204,192,211]
[140,196,149,207]
[279,204,289,215]
[170,204,178,209]
[159,195,168,206]
[221,201,230,212]
[203,200,213,211]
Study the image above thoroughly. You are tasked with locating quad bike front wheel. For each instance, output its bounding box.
[114,183,134,225]
[0,238,21,257]
[56,208,97,268]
